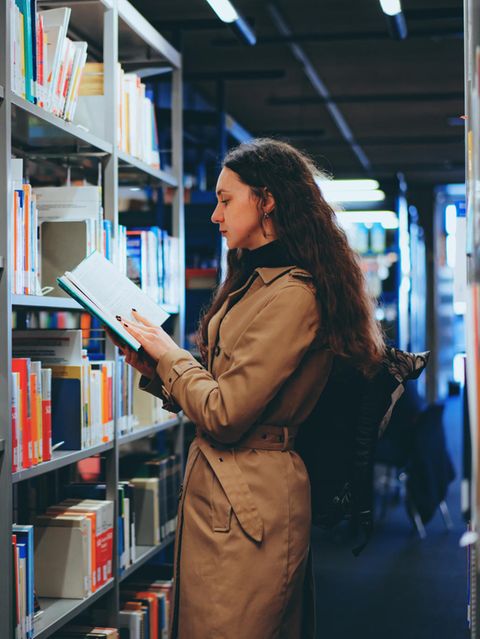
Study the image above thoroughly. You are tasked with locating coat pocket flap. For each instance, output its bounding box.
[197,438,264,543]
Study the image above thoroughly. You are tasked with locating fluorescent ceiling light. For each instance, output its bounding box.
[336,210,399,229]
[323,189,386,203]
[379,0,402,16]
[204,0,239,23]
[316,179,380,191]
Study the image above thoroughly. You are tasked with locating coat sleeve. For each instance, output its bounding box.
[142,283,320,443]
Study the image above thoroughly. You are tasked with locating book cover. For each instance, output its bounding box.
[57,250,170,352]
[50,365,83,450]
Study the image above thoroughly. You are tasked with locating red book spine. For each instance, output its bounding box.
[11,377,18,473]
[12,359,32,469]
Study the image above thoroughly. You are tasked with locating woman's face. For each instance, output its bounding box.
[211,167,276,250]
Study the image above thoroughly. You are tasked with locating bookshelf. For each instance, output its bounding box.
[0,0,185,637]
[465,1,480,636]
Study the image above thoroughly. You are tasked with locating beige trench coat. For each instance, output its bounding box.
[142,265,333,639]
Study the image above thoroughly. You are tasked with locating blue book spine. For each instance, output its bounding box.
[126,235,143,289]
[16,541,27,639]
[17,0,34,102]
[12,526,34,639]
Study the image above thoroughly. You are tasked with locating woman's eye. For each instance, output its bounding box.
[221,200,229,205]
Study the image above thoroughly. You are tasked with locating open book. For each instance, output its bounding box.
[57,251,170,351]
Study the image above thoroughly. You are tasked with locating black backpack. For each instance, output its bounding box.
[296,347,430,555]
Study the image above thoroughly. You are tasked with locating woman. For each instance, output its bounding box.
[116,139,385,638]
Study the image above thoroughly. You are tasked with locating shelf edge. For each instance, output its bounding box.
[119,535,175,582]
[11,93,113,154]
[13,442,114,483]
[118,418,180,445]
[34,579,115,639]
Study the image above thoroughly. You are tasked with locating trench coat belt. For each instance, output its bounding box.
[195,425,299,544]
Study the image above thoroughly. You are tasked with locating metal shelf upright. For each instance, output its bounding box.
[465,1,480,636]
[0,0,185,636]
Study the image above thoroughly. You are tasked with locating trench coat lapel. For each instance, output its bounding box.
[207,271,258,371]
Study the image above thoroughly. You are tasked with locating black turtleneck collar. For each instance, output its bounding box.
[243,240,293,270]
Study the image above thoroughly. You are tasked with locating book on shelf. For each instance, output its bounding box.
[10,2,88,120]
[35,498,114,599]
[121,577,173,639]
[132,369,176,429]
[64,483,132,573]
[50,499,114,589]
[125,226,181,308]
[57,250,170,352]
[12,525,34,639]
[34,513,92,599]
[117,356,137,436]
[13,329,114,452]
[11,158,41,296]
[76,62,161,168]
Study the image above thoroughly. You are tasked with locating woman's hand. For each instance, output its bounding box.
[104,326,157,379]
[118,310,179,364]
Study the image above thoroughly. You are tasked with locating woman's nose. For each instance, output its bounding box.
[211,205,223,224]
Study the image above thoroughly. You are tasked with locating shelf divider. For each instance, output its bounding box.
[13,442,114,483]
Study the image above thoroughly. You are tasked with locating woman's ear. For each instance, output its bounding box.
[262,189,276,214]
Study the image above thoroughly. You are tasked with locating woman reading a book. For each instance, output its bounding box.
[113,138,384,639]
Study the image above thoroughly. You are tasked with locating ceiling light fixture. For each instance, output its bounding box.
[204,0,238,22]
[323,189,386,203]
[315,178,385,203]
[379,0,402,16]
[204,0,256,45]
[317,179,380,191]
[378,0,407,40]
[336,210,399,229]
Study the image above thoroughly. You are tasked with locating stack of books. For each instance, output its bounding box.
[65,482,137,575]
[76,63,161,168]
[10,2,88,120]
[132,370,177,429]
[126,453,182,544]
[126,227,180,307]
[11,159,41,295]
[120,578,173,639]
[11,359,52,473]
[12,329,115,460]
[34,498,114,598]
[117,355,138,437]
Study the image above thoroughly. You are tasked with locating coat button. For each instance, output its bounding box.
[215,345,221,356]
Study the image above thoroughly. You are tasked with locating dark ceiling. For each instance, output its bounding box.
[131,0,464,188]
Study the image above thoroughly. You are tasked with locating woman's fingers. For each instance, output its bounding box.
[131,310,156,328]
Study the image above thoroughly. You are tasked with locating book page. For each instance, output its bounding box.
[72,251,170,326]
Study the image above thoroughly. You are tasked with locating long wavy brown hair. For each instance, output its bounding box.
[197,138,385,377]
